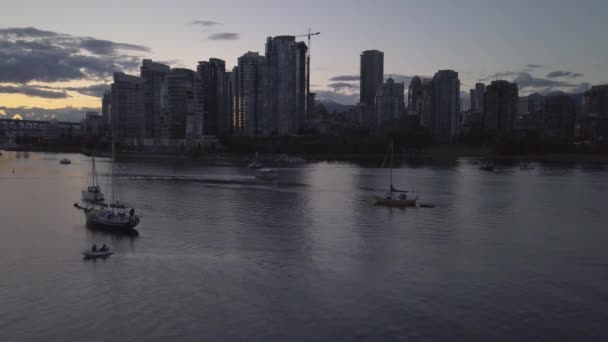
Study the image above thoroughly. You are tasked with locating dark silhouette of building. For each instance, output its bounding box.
[376,77,405,125]
[359,50,384,124]
[101,92,111,126]
[484,80,518,135]
[198,58,230,136]
[111,72,145,145]
[540,93,576,140]
[166,68,203,140]
[580,84,608,140]
[431,70,460,143]
[474,82,485,113]
[233,52,267,136]
[140,59,170,143]
[407,76,433,128]
[265,36,307,136]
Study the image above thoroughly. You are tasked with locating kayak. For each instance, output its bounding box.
[83,251,113,258]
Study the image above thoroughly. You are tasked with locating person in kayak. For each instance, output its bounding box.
[91,244,97,252]
[100,244,109,252]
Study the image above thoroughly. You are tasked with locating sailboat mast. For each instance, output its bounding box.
[389,141,393,191]
[92,154,96,187]
[111,116,116,207]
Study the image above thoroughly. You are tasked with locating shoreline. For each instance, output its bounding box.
[3,146,608,164]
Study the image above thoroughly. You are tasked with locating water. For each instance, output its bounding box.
[1,152,608,341]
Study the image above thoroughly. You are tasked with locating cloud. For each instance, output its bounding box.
[488,71,520,79]
[526,64,543,68]
[328,82,359,90]
[329,75,359,82]
[208,32,239,40]
[0,85,69,98]
[314,90,359,105]
[385,74,416,85]
[512,72,577,89]
[63,83,110,97]
[0,27,150,84]
[0,105,99,122]
[546,70,583,78]
[191,20,221,27]
[79,38,149,55]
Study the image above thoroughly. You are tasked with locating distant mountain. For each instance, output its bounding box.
[318,99,354,113]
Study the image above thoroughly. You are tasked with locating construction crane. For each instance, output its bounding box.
[295,29,320,120]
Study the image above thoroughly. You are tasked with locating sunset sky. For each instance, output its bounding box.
[1,0,607,121]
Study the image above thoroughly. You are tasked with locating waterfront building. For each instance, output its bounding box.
[111,72,145,146]
[233,52,267,136]
[140,59,170,144]
[407,76,433,128]
[376,76,405,125]
[198,58,230,136]
[431,70,460,143]
[484,80,518,135]
[166,68,203,140]
[359,50,384,124]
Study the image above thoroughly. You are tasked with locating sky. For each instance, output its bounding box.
[0,0,607,121]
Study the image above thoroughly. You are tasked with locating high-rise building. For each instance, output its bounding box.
[474,83,485,113]
[295,41,308,132]
[265,36,305,135]
[431,70,460,143]
[223,71,233,136]
[407,76,433,127]
[233,52,267,136]
[140,59,170,143]
[376,77,405,125]
[541,93,576,139]
[484,80,518,134]
[469,89,476,112]
[166,68,203,140]
[360,50,384,124]
[101,92,111,126]
[198,58,229,136]
[111,72,144,145]
[580,84,608,140]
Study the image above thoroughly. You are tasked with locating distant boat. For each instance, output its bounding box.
[373,142,419,207]
[480,162,494,171]
[520,162,535,171]
[82,250,113,259]
[255,168,279,181]
[248,152,263,169]
[81,154,105,203]
[60,158,71,165]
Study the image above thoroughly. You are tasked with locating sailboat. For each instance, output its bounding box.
[81,154,105,203]
[373,141,419,207]
[75,127,140,230]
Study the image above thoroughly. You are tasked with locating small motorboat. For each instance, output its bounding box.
[479,162,494,171]
[519,163,535,171]
[248,161,263,169]
[60,158,71,165]
[255,168,279,181]
[374,192,419,207]
[82,250,113,258]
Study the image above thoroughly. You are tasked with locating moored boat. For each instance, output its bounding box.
[255,168,279,181]
[374,142,419,208]
[60,158,71,165]
[81,154,105,203]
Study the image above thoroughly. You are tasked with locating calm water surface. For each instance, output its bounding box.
[1,152,607,341]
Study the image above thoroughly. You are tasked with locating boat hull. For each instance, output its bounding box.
[85,210,140,230]
[83,251,113,258]
[374,196,417,207]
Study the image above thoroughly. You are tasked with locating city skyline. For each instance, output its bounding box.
[1,0,607,121]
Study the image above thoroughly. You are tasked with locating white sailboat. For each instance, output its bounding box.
[373,141,419,207]
[75,127,140,230]
[81,154,105,203]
